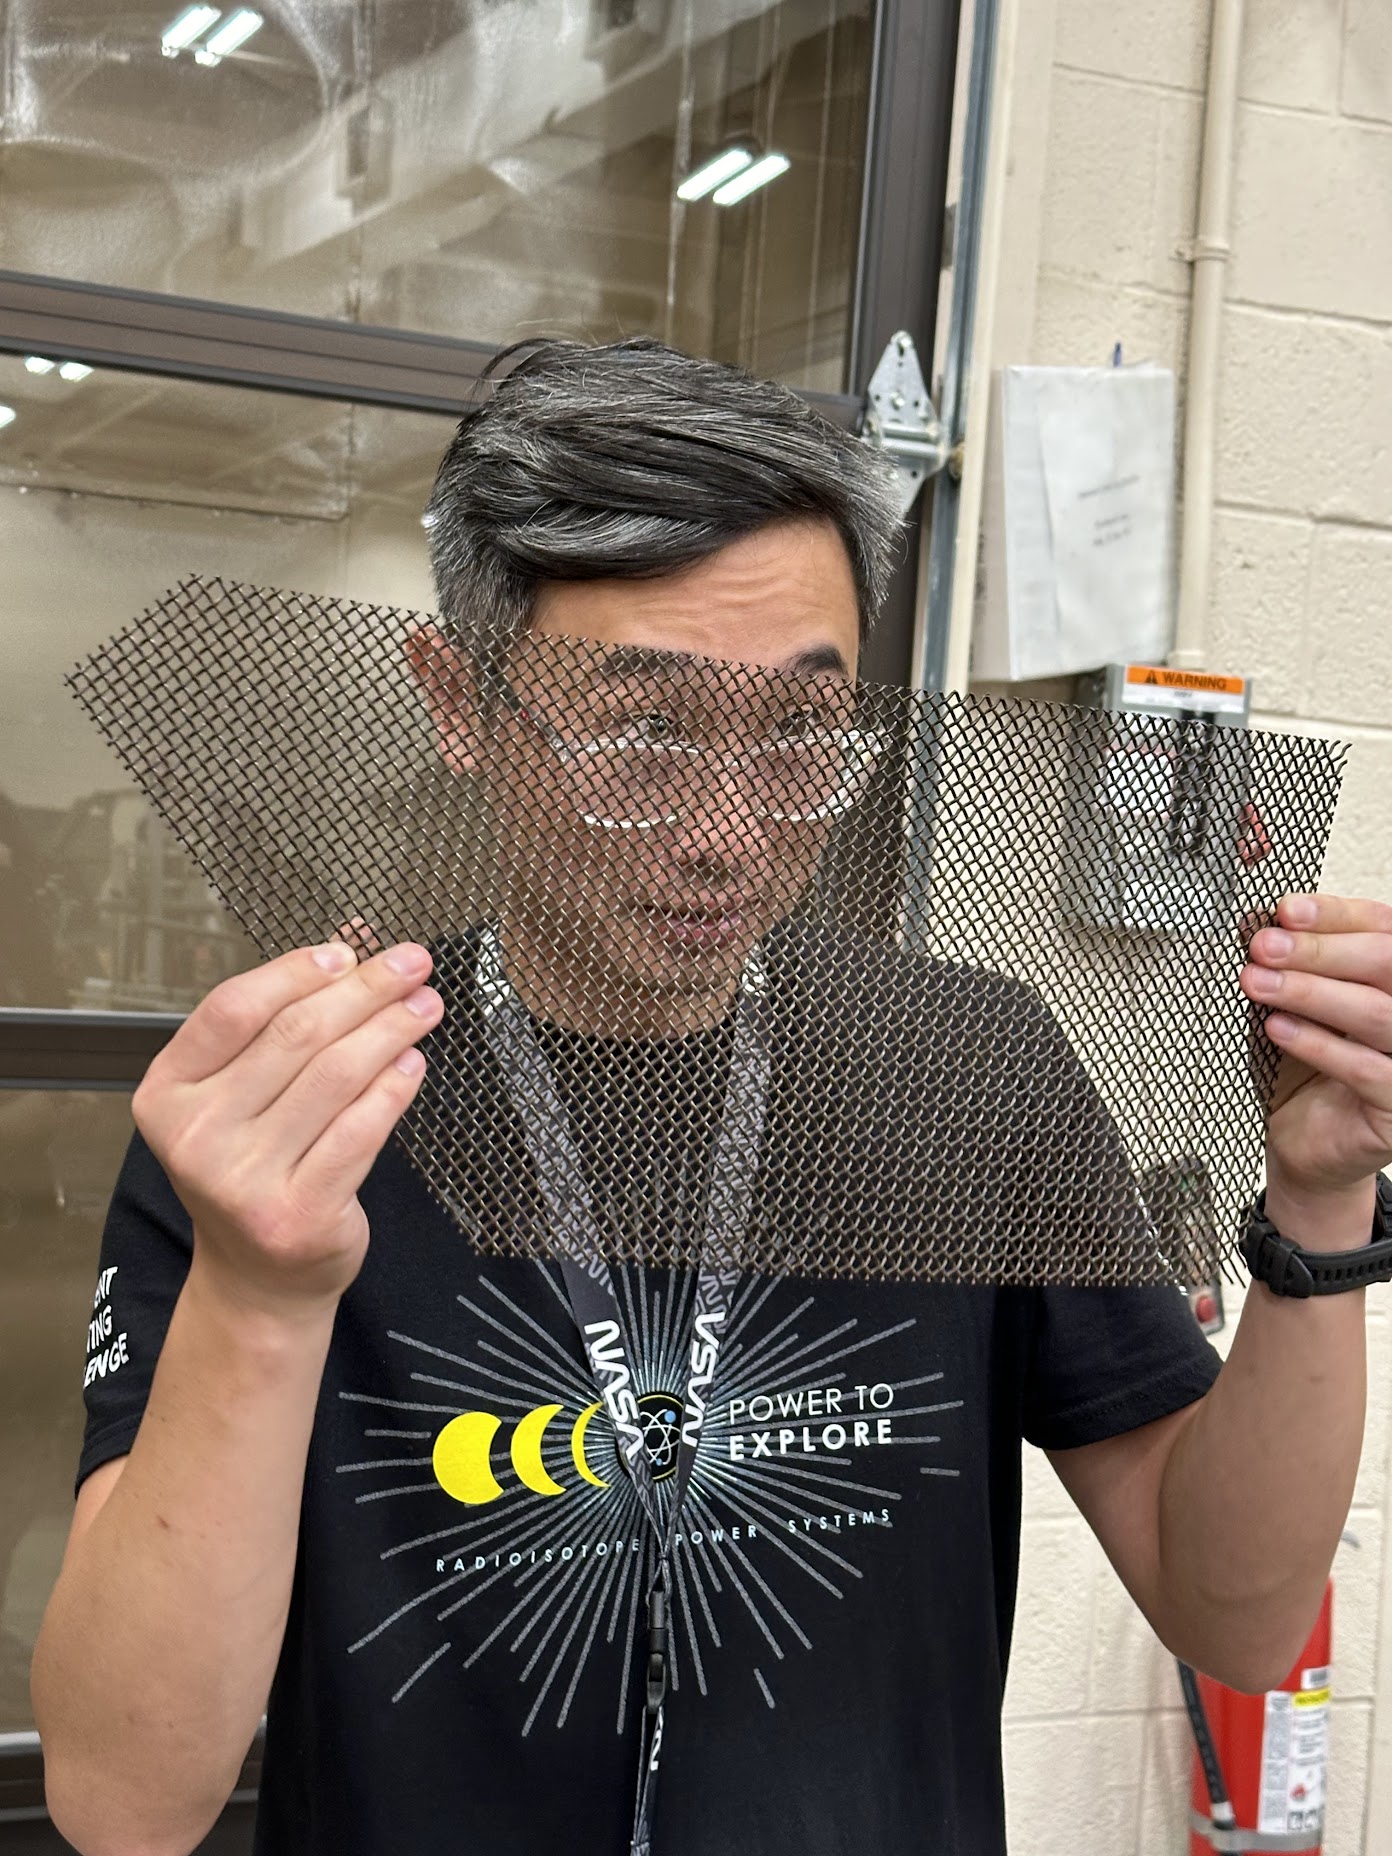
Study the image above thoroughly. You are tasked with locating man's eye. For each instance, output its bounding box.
[622,711,681,743]
[771,708,820,743]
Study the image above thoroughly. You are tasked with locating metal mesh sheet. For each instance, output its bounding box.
[67,576,1349,1287]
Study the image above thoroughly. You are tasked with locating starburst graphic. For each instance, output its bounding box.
[335,1267,962,1735]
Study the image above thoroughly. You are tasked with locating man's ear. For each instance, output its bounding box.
[403,626,483,775]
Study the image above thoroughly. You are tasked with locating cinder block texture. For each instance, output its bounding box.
[1032,273,1188,373]
[1138,1707,1192,1856]
[1208,508,1313,710]
[1242,0,1344,113]
[1086,1559,1175,1715]
[1040,73,1163,290]
[1354,1312,1392,1511]
[1326,1700,1373,1854]
[1336,1506,1384,1702]
[1320,730,1392,904]
[1305,527,1392,727]
[1052,0,1210,92]
[1231,110,1392,323]
[1343,0,1392,123]
[1003,1517,1104,1719]
[1003,1714,1145,1856]
[1217,310,1392,525]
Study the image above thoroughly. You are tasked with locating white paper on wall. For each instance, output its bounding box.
[974,365,1176,682]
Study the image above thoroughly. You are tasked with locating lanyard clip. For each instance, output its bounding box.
[645,1587,669,1717]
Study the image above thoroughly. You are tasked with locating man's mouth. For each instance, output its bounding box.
[636,902,749,952]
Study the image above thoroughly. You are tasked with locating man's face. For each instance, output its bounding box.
[423,518,864,1026]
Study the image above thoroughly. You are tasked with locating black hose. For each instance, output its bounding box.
[1178,1660,1243,1850]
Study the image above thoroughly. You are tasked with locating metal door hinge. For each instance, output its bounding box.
[860,331,950,513]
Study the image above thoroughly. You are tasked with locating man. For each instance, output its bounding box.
[33,339,1392,1855]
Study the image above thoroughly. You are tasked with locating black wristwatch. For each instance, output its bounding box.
[1242,1172,1392,1297]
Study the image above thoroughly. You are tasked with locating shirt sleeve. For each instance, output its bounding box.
[1022,1282,1221,1450]
[1013,987,1224,1448]
[77,1127,194,1491]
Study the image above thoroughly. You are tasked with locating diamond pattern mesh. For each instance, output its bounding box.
[67,577,1348,1287]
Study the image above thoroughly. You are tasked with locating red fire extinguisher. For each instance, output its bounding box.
[1185,1582,1332,1854]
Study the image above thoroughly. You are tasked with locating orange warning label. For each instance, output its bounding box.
[1125,665,1246,696]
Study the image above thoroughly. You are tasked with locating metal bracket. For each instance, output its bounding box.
[1188,1808,1323,1852]
[860,330,949,514]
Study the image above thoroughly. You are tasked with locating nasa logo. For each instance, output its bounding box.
[583,1319,645,1466]
[680,1307,727,1448]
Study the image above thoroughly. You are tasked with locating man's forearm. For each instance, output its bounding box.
[32,1256,336,1856]
[1157,1177,1373,1691]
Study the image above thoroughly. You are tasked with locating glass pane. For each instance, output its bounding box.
[0,0,873,390]
[0,1091,133,1732]
[0,357,453,1009]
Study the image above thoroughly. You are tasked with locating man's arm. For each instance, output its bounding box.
[1050,892,1391,1693]
[31,936,443,1856]
[34,1279,337,1855]
[1049,1191,1369,1693]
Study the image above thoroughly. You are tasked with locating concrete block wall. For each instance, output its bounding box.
[974,1,1392,1849]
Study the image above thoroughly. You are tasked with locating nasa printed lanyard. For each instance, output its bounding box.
[476,930,770,1856]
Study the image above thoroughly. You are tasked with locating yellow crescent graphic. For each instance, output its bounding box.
[432,1411,504,1505]
[571,1400,609,1489]
[510,1402,566,1497]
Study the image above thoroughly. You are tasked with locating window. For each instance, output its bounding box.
[0,0,959,1812]
[0,359,453,1014]
[2,0,877,390]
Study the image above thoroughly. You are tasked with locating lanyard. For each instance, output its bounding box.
[475,929,770,1856]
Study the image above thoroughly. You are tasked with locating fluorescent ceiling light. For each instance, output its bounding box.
[59,361,94,382]
[161,6,221,55]
[200,7,263,58]
[711,152,791,206]
[24,356,56,374]
[676,148,753,203]
[0,406,16,430]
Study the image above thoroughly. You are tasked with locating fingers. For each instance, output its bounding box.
[258,980,444,1165]
[1265,1012,1392,1111]
[1243,965,1392,1052]
[1248,926,1392,993]
[1274,893,1392,938]
[291,1045,429,1207]
[153,941,365,1087]
[225,942,440,1121]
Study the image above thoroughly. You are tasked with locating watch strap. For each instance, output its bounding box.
[1242,1173,1392,1297]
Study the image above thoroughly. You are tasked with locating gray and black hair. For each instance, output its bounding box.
[424,337,903,662]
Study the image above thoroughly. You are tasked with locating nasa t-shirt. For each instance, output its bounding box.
[78,977,1221,1856]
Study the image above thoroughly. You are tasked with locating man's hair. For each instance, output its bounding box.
[424,336,903,661]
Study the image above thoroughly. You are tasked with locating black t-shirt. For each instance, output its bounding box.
[79,949,1221,1856]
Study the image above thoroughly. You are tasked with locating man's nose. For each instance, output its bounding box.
[670,763,768,874]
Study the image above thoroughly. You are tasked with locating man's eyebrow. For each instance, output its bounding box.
[594,642,850,680]
[782,644,850,678]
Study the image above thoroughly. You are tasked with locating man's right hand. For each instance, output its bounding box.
[132,937,443,1317]
[35,936,441,1856]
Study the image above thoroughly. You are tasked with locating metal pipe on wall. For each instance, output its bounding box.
[1171,0,1247,671]
[912,0,1003,694]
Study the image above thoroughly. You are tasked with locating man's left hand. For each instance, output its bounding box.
[1242,894,1392,1220]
